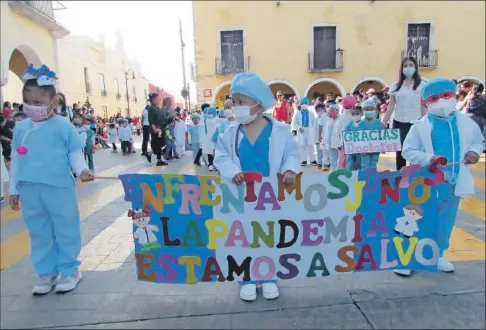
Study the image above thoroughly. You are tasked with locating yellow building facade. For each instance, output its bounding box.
[1,0,69,105]
[192,1,485,107]
[57,33,150,118]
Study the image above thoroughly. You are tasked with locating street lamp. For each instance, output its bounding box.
[122,61,135,117]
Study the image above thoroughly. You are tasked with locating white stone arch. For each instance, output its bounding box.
[1,43,43,86]
[212,80,232,104]
[350,76,388,93]
[304,77,346,98]
[457,75,485,86]
[267,79,301,99]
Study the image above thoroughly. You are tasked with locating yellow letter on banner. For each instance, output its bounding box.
[141,183,163,213]
[408,177,431,205]
[205,219,229,249]
[393,237,419,266]
[178,256,201,284]
[162,174,184,205]
[345,181,366,212]
[198,175,222,206]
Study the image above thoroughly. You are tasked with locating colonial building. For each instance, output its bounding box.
[191,1,485,107]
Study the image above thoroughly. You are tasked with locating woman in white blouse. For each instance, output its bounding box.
[382,57,426,170]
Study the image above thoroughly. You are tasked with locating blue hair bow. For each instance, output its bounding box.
[23,64,57,86]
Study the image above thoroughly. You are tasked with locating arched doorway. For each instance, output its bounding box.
[304,78,346,101]
[351,77,387,93]
[457,75,485,87]
[212,80,232,109]
[267,80,300,100]
[2,45,42,104]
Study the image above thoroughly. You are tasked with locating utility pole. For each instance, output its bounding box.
[125,71,130,116]
[179,19,189,110]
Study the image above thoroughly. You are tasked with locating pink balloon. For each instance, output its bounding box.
[16,145,27,155]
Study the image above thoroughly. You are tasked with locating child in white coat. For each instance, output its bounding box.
[320,104,341,171]
[399,78,484,276]
[215,72,301,302]
[174,113,187,156]
[292,97,317,166]
[198,107,218,171]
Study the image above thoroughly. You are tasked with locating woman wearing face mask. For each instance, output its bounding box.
[400,78,484,277]
[214,72,300,302]
[55,93,73,122]
[381,57,426,170]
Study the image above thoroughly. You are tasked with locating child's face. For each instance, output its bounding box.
[170,121,175,126]
[14,116,24,123]
[83,120,91,127]
[122,122,128,127]
[351,110,362,117]
[192,118,200,125]
[404,208,421,221]
[22,87,58,118]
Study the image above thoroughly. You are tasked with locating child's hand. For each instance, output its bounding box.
[232,172,244,185]
[282,170,296,186]
[79,169,95,182]
[9,195,20,211]
[464,151,480,165]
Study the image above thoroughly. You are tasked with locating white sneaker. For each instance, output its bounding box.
[438,257,454,272]
[208,165,216,171]
[239,283,257,301]
[262,282,279,300]
[32,275,58,295]
[55,272,83,293]
[394,269,412,276]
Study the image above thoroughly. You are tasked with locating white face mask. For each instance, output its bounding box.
[234,104,258,125]
[427,98,457,118]
[301,104,308,111]
[224,109,234,118]
[83,125,90,130]
[351,115,361,122]
[403,67,416,77]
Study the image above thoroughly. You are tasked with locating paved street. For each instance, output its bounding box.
[1,137,485,329]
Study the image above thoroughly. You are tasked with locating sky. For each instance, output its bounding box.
[55,0,196,102]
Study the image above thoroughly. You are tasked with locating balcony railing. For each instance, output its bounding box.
[101,89,107,97]
[308,50,344,72]
[115,93,121,100]
[10,0,54,19]
[401,49,438,68]
[215,56,250,76]
[85,82,92,94]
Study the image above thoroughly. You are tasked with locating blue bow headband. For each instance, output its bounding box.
[23,64,57,86]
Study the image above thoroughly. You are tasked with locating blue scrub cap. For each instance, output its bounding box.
[191,113,201,119]
[206,107,217,116]
[218,109,225,117]
[230,72,275,110]
[422,78,456,100]
[361,99,377,109]
[300,97,310,105]
[328,104,340,111]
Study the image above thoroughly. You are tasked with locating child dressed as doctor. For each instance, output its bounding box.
[398,78,484,276]
[9,64,94,295]
[292,97,317,166]
[214,72,301,301]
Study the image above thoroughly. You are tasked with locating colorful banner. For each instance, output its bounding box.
[343,128,401,155]
[120,165,446,284]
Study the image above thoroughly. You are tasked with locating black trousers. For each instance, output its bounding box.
[393,120,413,170]
[142,125,150,154]
[194,148,203,163]
[207,154,214,166]
[121,141,132,154]
[151,132,166,161]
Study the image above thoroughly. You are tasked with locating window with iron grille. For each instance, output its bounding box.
[220,30,244,74]
[313,26,337,70]
[406,23,435,67]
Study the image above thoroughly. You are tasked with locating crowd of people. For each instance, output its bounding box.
[0,58,484,301]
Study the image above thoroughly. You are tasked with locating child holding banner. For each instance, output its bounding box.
[359,99,383,170]
[344,106,363,170]
[400,78,484,276]
[9,64,94,295]
[214,72,301,302]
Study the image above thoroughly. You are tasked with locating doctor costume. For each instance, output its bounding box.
[292,97,317,164]
[174,117,187,156]
[188,114,202,163]
[402,78,484,274]
[215,72,301,301]
[198,107,218,170]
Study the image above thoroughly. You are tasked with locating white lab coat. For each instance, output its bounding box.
[214,115,301,181]
[320,117,341,150]
[293,110,317,146]
[394,216,419,237]
[198,117,218,154]
[402,112,484,198]
[134,224,159,246]
[174,120,187,151]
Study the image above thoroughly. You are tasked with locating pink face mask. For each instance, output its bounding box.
[328,110,338,119]
[23,102,53,122]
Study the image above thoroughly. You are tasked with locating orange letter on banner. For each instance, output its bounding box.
[141,183,163,212]
[135,253,156,281]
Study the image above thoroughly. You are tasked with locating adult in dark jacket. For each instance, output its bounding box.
[147,93,168,166]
